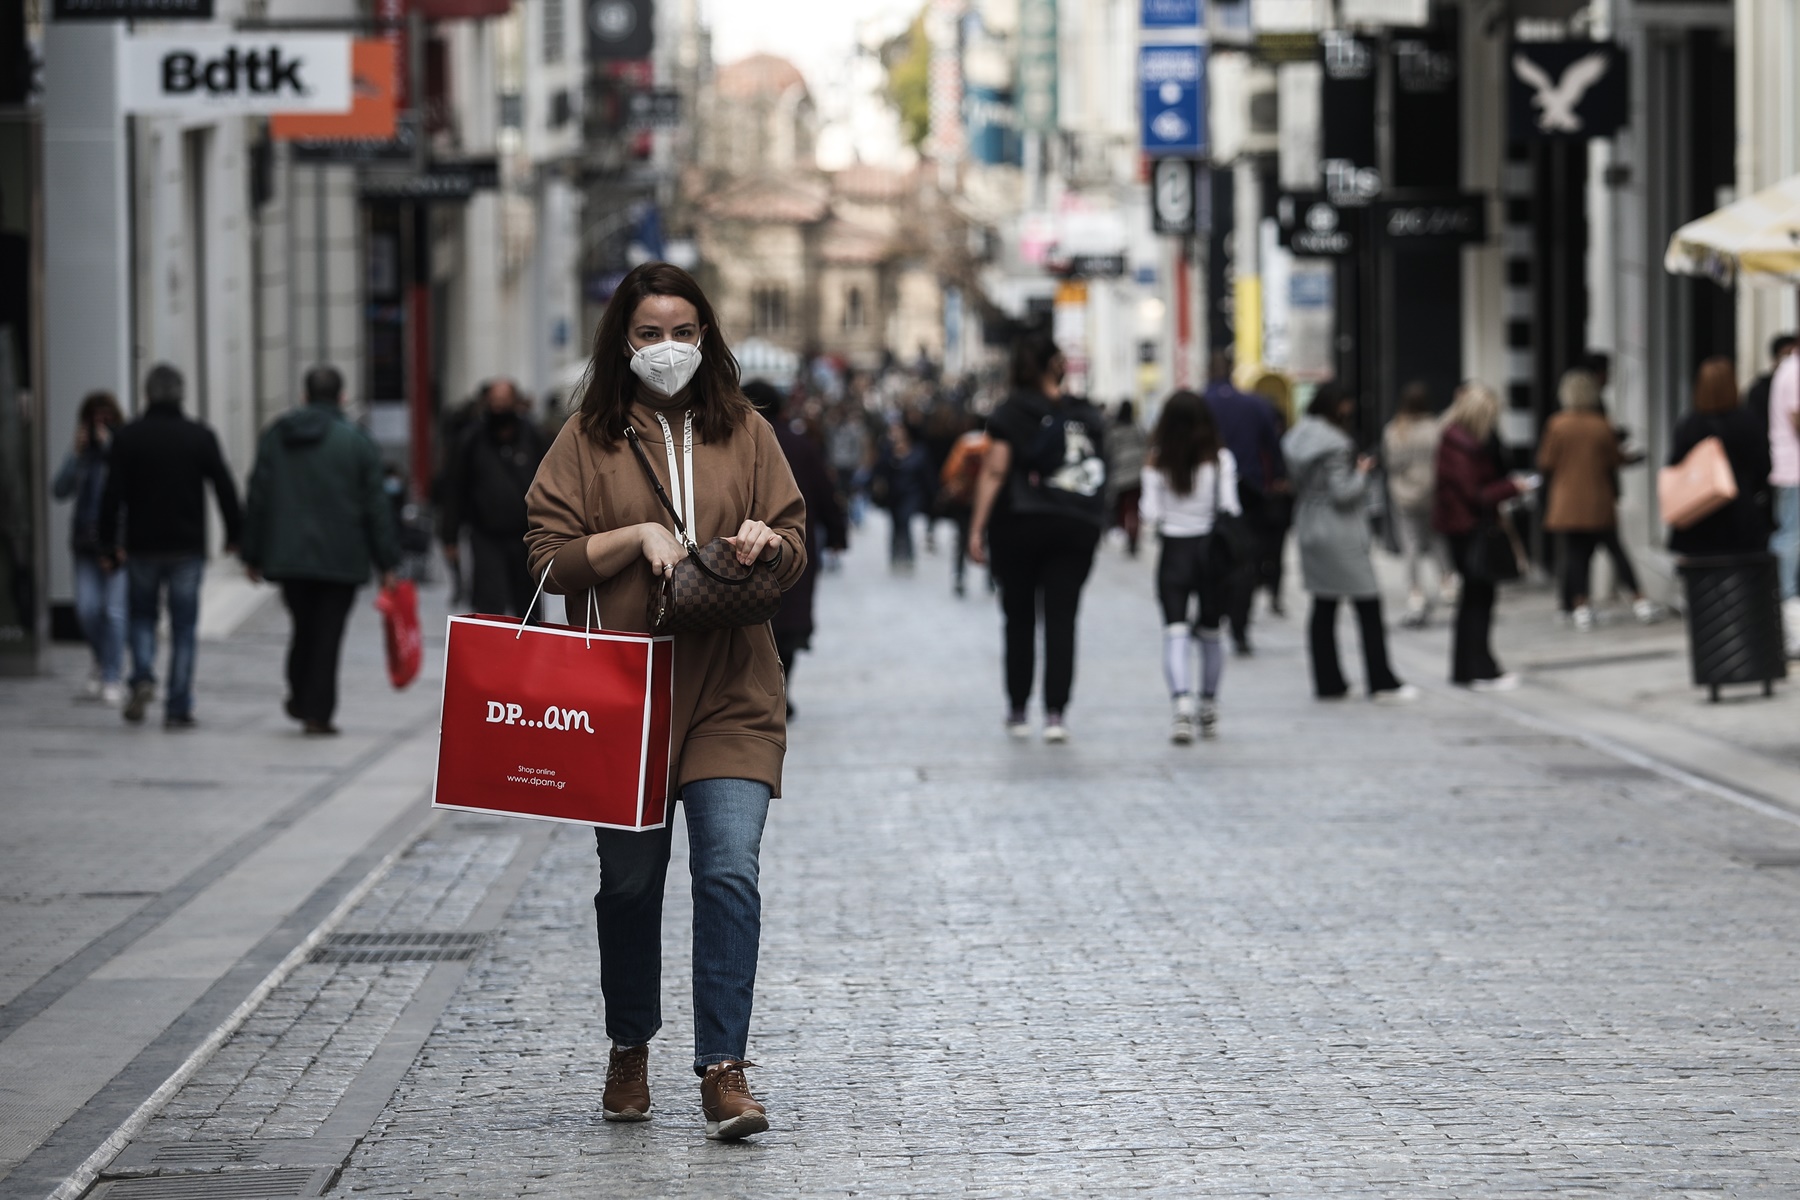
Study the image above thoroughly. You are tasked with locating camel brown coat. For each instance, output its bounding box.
[524,399,808,796]
[1537,411,1624,532]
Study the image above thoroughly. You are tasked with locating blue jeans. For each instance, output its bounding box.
[1774,486,1800,600]
[594,777,770,1075]
[74,554,127,684]
[127,555,205,718]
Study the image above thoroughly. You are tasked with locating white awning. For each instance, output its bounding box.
[1665,175,1800,286]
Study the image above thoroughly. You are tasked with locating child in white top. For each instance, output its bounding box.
[1141,392,1241,742]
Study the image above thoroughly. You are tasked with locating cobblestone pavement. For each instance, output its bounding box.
[28,521,1800,1198]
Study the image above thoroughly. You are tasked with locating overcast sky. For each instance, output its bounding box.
[705,0,917,97]
[704,0,920,168]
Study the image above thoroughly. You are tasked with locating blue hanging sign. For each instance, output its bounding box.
[1142,0,1202,27]
[1140,45,1207,157]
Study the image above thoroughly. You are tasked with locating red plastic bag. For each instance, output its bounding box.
[375,580,423,689]
[433,615,673,830]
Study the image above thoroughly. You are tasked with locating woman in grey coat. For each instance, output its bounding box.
[1282,384,1416,703]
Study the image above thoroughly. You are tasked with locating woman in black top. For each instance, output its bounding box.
[968,333,1109,743]
[1667,357,1772,558]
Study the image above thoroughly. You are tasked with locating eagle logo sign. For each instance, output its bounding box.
[1512,52,1611,133]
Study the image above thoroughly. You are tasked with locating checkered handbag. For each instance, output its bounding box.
[625,426,784,634]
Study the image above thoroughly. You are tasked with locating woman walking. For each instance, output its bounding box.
[525,262,807,1141]
[1141,390,1240,743]
[1667,358,1772,559]
[968,331,1109,742]
[51,391,128,703]
[1382,382,1453,626]
[1537,369,1646,629]
[1281,383,1416,703]
[1434,382,1537,689]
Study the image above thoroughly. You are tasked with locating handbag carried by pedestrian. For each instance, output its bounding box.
[374,578,422,689]
[1209,460,1258,568]
[1461,510,1525,583]
[435,577,673,830]
[624,412,783,634]
[1658,435,1738,530]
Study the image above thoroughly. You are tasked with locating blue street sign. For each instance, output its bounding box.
[1140,45,1207,156]
[1142,0,1202,27]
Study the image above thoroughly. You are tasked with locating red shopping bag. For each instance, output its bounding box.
[433,614,674,830]
[375,580,423,689]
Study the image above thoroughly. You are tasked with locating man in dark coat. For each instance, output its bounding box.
[745,380,846,716]
[98,363,243,728]
[1201,353,1289,652]
[241,365,400,734]
[441,378,549,617]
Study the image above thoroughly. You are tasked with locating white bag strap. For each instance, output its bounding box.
[517,565,605,646]
[652,409,698,546]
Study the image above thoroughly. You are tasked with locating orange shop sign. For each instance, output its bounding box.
[270,39,397,142]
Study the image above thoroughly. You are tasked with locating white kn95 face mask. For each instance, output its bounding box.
[629,339,703,398]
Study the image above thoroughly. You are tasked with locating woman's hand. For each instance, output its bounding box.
[726,519,781,567]
[968,523,988,566]
[638,523,689,577]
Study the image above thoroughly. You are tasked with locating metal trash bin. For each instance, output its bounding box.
[1677,553,1788,702]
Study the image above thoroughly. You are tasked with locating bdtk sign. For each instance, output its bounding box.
[122,33,352,115]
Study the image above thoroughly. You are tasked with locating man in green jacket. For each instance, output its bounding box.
[241,366,400,735]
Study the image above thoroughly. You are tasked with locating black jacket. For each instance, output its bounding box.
[98,403,243,557]
[441,414,550,542]
[985,389,1110,528]
[1667,406,1773,558]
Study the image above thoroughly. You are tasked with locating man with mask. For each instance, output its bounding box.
[441,378,550,617]
[241,365,400,734]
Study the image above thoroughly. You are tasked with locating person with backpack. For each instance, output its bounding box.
[967,331,1109,742]
[1141,390,1240,743]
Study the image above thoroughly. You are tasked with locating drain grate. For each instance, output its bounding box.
[90,1168,331,1198]
[309,930,487,964]
[148,1142,259,1164]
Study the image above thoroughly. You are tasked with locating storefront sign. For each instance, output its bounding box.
[1151,157,1199,234]
[54,0,211,18]
[1141,0,1202,26]
[360,159,500,203]
[626,89,682,128]
[1019,0,1057,132]
[1508,41,1627,140]
[1064,254,1128,278]
[1320,31,1378,205]
[1375,193,1488,247]
[271,39,398,143]
[588,0,653,62]
[1277,193,1357,256]
[121,33,351,115]
[413,0,512,15]
[1140,44,1206,157]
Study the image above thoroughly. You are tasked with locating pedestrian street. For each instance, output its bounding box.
[8,523,1800,1198]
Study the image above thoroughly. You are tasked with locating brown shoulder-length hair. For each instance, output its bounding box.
[576,262,752,446]
[1148,389,1220,498]
[1692,356,1738,415]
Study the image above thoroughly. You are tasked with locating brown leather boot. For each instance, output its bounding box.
[603,1043,651,1121]
[700,1060,768,1140]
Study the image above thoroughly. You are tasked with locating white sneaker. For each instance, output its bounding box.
[1468,673,1521,693]
[1783,599,1800,659]
[1170,696,1196,745]
[1572,605,1595,632]
[1006,713,1031,740]
[1632,598,1662,624]
[99,682,127,706]
[1370,684,1421,705]
[1198,698,1219,739]
[1042,715,1069,744]
[77,672,103,701]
